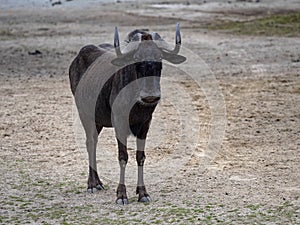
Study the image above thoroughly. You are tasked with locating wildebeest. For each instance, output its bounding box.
[69,24,186,204]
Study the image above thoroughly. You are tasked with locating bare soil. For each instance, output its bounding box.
[0,0,299,224]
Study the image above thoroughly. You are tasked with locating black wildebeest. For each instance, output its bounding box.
[69,24,186,204]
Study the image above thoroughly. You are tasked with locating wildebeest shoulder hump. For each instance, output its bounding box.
[69,45,107,95]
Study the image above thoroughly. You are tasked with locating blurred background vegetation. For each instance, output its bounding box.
[209,12,300,36]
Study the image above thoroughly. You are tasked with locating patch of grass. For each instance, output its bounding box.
[227,208,239,213]
[61,222,71,225]
[208,12,300,36]
[0,29,14,39]
[2,167,299,225]
[26,213,40,222]
[247,204,261,211]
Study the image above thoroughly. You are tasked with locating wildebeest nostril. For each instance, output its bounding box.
[141,96,160,104]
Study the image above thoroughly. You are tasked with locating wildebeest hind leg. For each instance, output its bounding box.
[85,123,104,193]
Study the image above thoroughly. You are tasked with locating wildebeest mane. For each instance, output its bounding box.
[127,29,149,42]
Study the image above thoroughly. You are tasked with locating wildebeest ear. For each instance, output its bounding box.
[163,53,186,64]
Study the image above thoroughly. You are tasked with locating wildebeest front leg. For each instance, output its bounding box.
[136,138,151,202]
[86,125,104,193]
[116,139,129,205]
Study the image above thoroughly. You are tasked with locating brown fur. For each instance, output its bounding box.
[141,33,153,41]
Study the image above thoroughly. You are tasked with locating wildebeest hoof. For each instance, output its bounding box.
[87,184,105,193]
[136,186,151,203]
[139,195,151,203]
[116,184,128,205]
[95,184,105,190]
[116,198,129,205]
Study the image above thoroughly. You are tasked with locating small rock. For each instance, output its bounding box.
[28,50,42,55]
[52,1,62,6]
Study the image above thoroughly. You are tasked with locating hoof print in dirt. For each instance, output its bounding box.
[116,198,129,205]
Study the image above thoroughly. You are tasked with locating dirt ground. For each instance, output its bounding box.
[0,0,299,224]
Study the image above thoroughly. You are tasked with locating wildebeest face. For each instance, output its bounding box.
[112,24,186,105]
[133,40,162,104]
[135,60,162,104]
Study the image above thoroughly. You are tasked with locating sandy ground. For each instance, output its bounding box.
[0,0,300,224]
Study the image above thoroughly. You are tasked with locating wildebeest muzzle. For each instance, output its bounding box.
[137,61,161,105]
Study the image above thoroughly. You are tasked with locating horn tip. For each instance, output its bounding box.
[114,26,118,34]
[114,26,120,48]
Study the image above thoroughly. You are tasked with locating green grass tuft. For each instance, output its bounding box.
[208,12,300,36]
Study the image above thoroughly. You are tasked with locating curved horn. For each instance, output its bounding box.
[172,23,181,54]
[159,23,182,55]
[160,23,186,64]
[114,26,122,57]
